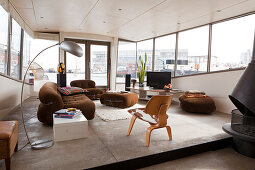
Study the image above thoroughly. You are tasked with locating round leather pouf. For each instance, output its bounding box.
[179,95,216,113]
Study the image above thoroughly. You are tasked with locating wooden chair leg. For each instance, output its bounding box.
[15,141,18,152]
[146,126,156,147]
[127,115,137,136]
[5,158,11,170]
[166,126,172,141]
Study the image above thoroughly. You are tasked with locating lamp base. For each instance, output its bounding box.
[31,139,54,150]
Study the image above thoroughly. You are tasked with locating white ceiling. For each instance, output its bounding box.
[10,0,255,41]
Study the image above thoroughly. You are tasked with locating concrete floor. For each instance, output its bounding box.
[1,97,252,169]
[140,148,255,170]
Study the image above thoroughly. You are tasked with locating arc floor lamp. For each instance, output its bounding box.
[20,41,83,150]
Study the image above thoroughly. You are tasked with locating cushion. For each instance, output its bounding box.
[58,87,88,96]
[185,90,206,98]
[0,121,18,139]
[133,110,157,124]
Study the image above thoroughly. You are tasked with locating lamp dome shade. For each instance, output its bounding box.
[59,41,83,57]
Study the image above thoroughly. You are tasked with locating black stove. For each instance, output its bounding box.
[223,32,255,158]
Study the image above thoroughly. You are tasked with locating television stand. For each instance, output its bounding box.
[127,86,183,100]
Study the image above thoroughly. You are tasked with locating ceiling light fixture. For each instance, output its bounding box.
[103,21,106,23]
[40,16,44,18]
[217,10,221,12]
[118,8,122,11]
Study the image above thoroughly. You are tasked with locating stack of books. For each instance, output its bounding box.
[54,108,81,119]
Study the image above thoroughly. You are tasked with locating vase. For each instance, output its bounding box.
[131,79,137,88]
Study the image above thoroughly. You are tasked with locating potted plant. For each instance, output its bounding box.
[137,53,147,87]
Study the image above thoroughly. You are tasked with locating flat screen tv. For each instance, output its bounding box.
[147,72,171,89]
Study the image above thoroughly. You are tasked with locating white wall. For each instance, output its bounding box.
[172,69,245,113]
[59,32,118,90]
[0,76,33,120]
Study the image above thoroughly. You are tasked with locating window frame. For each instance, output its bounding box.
[64,38,111,88]
[116,11,255,85]
[116,39,137,84]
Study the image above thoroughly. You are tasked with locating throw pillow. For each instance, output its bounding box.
[58,87,88,96]
[185,90,206,98]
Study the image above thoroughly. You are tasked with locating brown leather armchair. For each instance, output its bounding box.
[70,80,104,100]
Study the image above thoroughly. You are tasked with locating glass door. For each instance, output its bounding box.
[64,39,110,87]
[66,43,85,86]
[90,44,108,86]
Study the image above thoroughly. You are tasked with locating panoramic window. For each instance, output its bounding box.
[10,19,22,79]
[137,39,153,72]
[116,41,136,83]
[0,6,9,75]
[22,32,32,82]
[90,44,108,86]
[154,34,176,76]
[211,14,255,71]
[66,43,85,86]
[30,39,59,90]
[176,26,209,76]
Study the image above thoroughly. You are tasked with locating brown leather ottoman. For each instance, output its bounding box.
[100,92,138,108]
[179,95,216,113]
[0,121,18,170]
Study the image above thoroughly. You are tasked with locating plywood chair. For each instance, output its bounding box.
[127,95,173,147]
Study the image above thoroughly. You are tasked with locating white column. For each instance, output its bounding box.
[110,37,118,90]
[59,32,65,63]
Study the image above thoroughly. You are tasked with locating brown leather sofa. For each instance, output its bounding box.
[70,80,104,100]
[37,82,95,125]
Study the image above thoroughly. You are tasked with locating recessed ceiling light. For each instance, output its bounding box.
[217,10,221,12]
[103,21,106,23]
[40,16,44,18]
[118,8,122,11]
[177,23,181,25]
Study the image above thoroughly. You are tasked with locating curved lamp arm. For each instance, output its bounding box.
[20,40,83,149]
[20,42,60,144]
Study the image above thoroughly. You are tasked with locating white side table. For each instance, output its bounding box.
[53,112,88,142]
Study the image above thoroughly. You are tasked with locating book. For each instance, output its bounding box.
[54,114,75,119]
[54,108,82,119]
[55,109,81,115]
